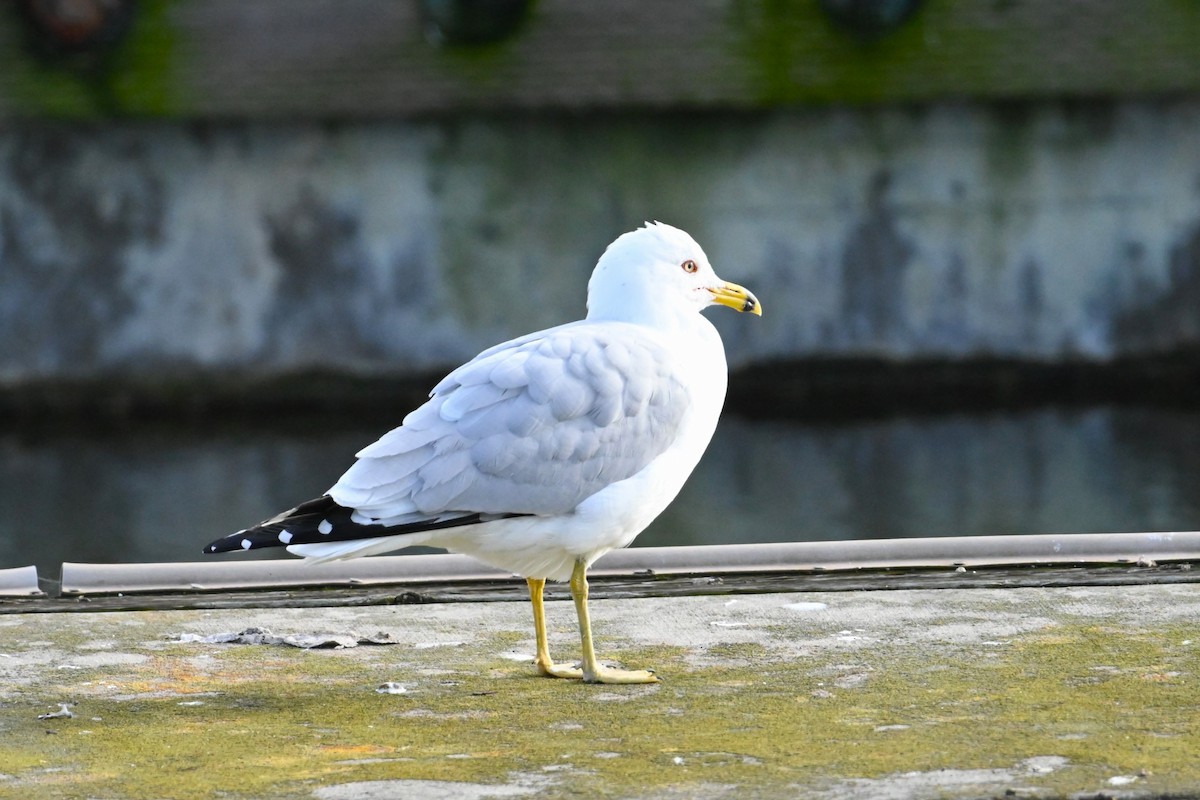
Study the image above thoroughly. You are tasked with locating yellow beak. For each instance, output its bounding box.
[709,281,762,316]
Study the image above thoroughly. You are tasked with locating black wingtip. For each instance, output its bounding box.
[203,535,248,555]
[203,495,346,555]
[203,495,527,556]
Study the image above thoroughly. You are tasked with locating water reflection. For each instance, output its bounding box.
[3,406,1199,580]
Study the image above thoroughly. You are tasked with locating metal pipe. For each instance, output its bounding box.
[0,565,42,597]
[59,531,1200,596]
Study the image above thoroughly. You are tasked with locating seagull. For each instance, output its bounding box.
[205,222,761,684]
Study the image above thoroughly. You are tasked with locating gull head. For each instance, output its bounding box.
[586,222,761,327]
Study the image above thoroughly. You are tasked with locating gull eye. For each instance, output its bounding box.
[681,259,699,274]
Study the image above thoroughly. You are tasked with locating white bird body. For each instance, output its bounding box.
[415,320,726,581]
[286,300,728,581]
[205,221,759,684]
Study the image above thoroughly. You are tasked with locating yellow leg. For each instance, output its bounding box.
[568,559,659,685]
[526,577,582,679]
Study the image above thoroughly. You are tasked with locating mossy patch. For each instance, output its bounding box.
[2,611,1198,799]
[0,0,177,117]
[727,0,1200,105]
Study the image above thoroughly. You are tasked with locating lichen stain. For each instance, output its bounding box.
[1017,256,1045,348]
[1112,218,1200,353]
[924,250,972,353]
[838,171,916,349]
[262,187,386,364]
[0,129,164,373]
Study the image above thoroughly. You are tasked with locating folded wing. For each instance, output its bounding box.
[204,322,690,555]
[335,322,690,523]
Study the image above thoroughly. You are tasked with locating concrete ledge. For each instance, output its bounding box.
[1,583,1197,799]
[0,565,40,597]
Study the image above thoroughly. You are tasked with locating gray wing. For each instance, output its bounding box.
[328,322,690,523]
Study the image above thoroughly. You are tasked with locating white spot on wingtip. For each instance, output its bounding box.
[240,539,252,550]
[318,519,333,535]
[278,530,293,544]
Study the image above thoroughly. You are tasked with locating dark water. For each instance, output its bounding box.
[4,406,1200,581]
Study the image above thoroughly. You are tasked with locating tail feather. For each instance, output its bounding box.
[203,495,520,555]
[286,536,423,563]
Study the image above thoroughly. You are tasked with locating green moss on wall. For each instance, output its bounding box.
[728,0,1200,106]
[0,0,176,118]
[5,0,1200,118]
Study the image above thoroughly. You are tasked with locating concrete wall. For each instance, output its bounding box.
[2,100,1200,385]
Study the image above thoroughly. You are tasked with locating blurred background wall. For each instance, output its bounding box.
[2,0,1200,403]
[5,0,1200,577]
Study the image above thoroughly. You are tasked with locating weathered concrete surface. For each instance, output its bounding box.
[1,583,1197,799]
[3,102,1200,386]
